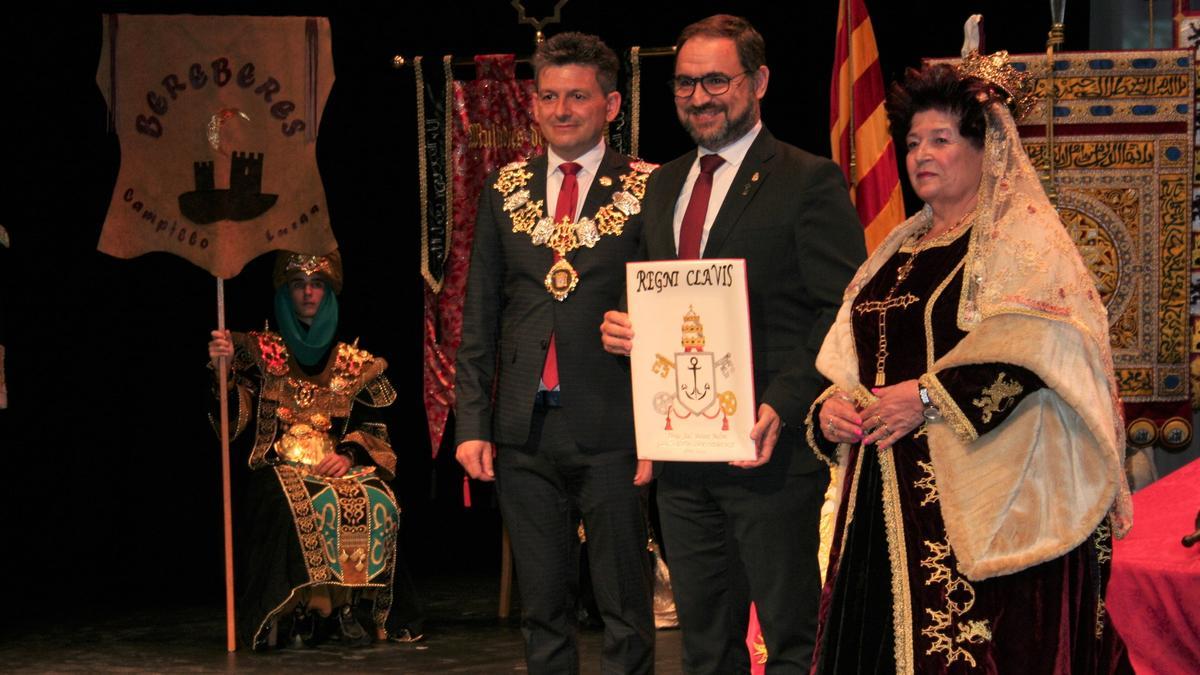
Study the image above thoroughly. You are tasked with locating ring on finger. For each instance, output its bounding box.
[826,418,835,431]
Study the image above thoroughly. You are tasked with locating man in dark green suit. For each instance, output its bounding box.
[602,15,866,674]
[455,32,655,674]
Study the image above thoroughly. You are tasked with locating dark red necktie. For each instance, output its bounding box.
[541,161,582,391]
[677,154,726,259]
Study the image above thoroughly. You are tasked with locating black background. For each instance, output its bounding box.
[0,0,1090,618]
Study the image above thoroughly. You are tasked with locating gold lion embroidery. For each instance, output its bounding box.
[957,620,992,644]
[972,372,1024,423]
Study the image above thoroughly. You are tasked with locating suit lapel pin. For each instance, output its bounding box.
[598,176,613,187]
[741,172,760,196]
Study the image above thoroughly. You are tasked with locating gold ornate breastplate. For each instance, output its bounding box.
[247,332,378,468]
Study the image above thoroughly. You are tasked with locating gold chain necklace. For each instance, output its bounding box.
[494,159,657,301]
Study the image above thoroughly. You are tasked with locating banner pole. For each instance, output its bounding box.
[216,277,237,651]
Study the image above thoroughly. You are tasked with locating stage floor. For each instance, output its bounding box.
[1,572,684,673]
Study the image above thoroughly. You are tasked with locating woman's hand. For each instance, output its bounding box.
[819,393,863,444]
[860,380,924,450]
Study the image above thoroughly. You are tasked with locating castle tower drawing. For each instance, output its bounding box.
[178,150,278,225]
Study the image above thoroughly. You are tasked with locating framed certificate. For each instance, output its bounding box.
[626,259,757,461]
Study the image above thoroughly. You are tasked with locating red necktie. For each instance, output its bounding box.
[541,161,582,391]
[677,154,726,259]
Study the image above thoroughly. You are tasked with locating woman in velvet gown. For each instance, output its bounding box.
[208,250,421,649]
[807,59,1133,674]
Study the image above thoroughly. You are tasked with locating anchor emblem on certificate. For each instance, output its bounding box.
[651,306,737,430]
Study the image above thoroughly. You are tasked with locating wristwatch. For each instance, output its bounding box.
[918,385,942,422]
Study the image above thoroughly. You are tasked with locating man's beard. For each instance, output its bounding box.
[681,100,758,150]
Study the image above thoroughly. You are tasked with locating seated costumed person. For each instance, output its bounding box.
[807,24,1134,674]
[207,250,417,649]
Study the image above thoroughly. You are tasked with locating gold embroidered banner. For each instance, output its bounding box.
[932,49,1195,446]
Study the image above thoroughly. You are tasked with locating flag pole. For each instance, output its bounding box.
[216,277,237,651]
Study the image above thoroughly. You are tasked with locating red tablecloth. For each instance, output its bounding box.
[1109,458,1200,674]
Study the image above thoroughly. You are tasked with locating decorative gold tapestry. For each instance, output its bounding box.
[933,50,1194,447]
[1176,15,1200,413]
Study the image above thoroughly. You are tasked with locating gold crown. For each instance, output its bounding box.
[681,306,706,351]
[272,249,343,293]
[957,50,1037,121]
[287,254,332,277]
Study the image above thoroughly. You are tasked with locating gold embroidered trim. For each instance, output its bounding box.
[972,372,1024,424]
[924,258,966,370]
[804,385,842,468]
[1094,518,1113,638]
[233,385,252,438]
[1095,519,1112,565]
[629,46,641,158]
[415,56,442,294]
[250,386,280,470]
[920,372,978,442]
[207,368,254,442]
[333,478,371,585]
[899,215,974,253]
[837,444,866,569]
[878,448,915,675]
[344,429,397,481]
[919,538,990,667]
[819,462,840,586]
[360,374,398,407]
[276,465,332,583]
[913,460,939,506]
[330,343,369,392]
[442,55,453,292]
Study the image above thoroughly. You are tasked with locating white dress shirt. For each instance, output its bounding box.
[545,139,607,220]
[672,121,763,255]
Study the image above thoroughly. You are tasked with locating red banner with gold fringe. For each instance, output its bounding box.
[421,55,544,456]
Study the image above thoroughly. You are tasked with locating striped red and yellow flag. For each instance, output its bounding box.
[830,0,906,252]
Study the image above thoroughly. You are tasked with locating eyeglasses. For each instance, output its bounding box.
[669,71,752,98]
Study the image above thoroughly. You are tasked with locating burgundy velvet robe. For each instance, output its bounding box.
[811,226,1131,674]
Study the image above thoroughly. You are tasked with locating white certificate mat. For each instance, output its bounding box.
[626,259,756,461]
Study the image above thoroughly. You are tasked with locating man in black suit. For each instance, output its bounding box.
[601,15,866,674]
[455,32,655,674]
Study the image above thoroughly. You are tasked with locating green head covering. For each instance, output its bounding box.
[274,284,338,366]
